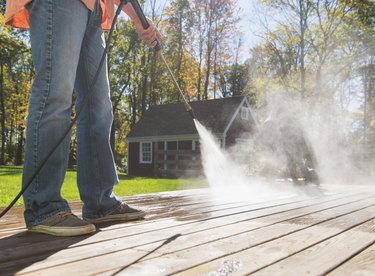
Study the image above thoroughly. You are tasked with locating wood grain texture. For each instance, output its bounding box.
[0,186,374,276]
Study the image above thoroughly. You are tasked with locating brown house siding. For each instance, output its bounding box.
[128,142,154,176]
[153,140,201,177]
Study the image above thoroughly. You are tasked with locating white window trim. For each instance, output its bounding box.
[164,141,167,170]
[140,142,153,164]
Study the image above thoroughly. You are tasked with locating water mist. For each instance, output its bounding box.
[193,119,299,202]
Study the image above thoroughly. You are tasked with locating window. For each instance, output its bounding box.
[157,141,165,150]
[241,107,249,120]
[178,140,192,150]
[140,142,152,164]
[167,141,177,150]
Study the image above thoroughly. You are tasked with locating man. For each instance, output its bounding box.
[5,0,160,236]
[260,105,320,185]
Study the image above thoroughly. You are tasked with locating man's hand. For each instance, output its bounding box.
[122,1,162,49]
[134,18,161,48]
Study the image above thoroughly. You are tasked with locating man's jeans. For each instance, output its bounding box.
[24,0,121,228]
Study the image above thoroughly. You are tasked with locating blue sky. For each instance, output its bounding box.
[140,0,261,61]
[236,0,259,60]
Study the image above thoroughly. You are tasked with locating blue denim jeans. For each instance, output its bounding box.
[24,0,121,228]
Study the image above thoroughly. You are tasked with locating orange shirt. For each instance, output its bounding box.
[5,0,121,30]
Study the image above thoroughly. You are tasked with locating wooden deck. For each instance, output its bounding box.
[1,183,375,275]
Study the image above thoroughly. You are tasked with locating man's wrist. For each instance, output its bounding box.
[122,3,143,27]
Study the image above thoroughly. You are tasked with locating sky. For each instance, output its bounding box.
[139,0,262,61]
[236,0,261,61]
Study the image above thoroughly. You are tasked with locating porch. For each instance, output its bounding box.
[1,184,375,275]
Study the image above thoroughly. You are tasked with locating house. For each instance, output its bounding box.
[126,95,258,177]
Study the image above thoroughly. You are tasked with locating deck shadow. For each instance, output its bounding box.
[0,230,95,275]
[109,233,182,275]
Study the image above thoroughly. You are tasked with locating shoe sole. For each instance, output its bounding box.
[85,210,146,224]
[28,224,96,237]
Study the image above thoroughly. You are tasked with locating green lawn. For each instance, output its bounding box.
[0,166,207,207]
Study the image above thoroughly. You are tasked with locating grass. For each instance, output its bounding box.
[0,166,208,207]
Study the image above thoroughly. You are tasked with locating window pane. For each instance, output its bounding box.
[157,141,164,149]
[178,140,192,150]
[167,141,177,150]
[140,142,152,163]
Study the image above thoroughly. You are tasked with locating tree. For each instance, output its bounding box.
[0,0,5,14]
[0,14,32,165]
[345,0,375,145]
[256,0,315,100]
[188,0,239,100]
[107,18,141,169]
[164,0,190,100]
[219,62,249,98]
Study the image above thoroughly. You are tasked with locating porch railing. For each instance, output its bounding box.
[153,149,202,177]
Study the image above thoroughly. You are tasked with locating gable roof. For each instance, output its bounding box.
[127,96,251,140]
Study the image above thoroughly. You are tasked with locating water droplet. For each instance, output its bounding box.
[206,260,243,276]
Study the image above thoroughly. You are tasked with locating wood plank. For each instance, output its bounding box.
[253,219,375,275]
[327,242,375,276]
[0,187,373,275]
[137,196,375,256]
[0,189,224,237]
[15,196,375,275]
[0,197,295,270]
[0,192,357,265]
[174,206,375,276]
[0,192,298,244]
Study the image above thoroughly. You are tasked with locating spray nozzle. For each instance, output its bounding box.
[184,102,196,119]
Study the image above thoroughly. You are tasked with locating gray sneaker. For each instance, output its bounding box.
[28,212,96,236]
[84,203,146,224]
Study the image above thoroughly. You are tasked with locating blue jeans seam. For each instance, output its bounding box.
[83,202,121,219]
[85,7,104,209]
[26,0,54,210]
[82,44,101,210]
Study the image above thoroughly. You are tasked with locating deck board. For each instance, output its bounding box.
[328,242,375,275]
[0,185,375,275]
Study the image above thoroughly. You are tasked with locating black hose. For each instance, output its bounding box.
[0,0,128,219]
[129,0,162,51]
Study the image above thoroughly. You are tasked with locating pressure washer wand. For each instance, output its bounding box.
[129,0,195,119]
[158,52,195,119]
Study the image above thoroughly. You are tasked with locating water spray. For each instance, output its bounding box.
[129,0,196,119]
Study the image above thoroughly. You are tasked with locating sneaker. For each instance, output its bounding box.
[84,203,146,224]
[28,212,96,236]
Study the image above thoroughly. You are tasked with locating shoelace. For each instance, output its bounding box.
[117,204,128,212]
[58,212,74,219]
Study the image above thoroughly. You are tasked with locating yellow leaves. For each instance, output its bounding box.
[180,52,199,98]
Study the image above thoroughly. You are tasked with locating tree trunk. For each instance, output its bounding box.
[299,0,306,100]
[203,6,214,100]
[140,53,148,115]
[0,63,6,165]
[110,84,128,153]
[196,12,204,101]
[149,50,157,105]
[15,125,24,165]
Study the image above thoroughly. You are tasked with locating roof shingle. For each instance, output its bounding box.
[127,96,247,138]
